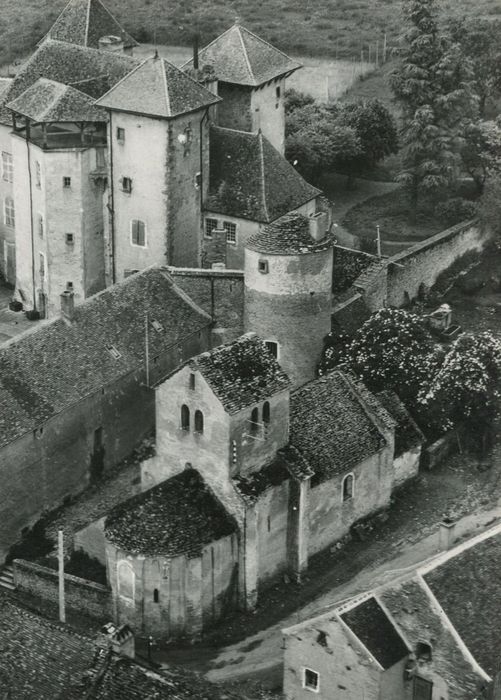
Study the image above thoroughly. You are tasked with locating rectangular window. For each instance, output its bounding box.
[39,253,45,278]
[38,214,44,238]
[4,197,15,227]
[205,218,218,238]
[63,176,71,188]
[189,373,195,390]
[131,219,146,247]
[265,340,278,359]
[65,233,74,245]
[35,161,41,189]
[413,677,433,700]
[223,221,237,244]
[2,152,13,182]
[121,177,132,193]
[258,259,269,274]
[116,127,125,142]
[96,149,106,168]
[303,668,319,693]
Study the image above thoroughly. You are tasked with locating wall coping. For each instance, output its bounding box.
[166,267,244,279]
[389,219,479,265]
[13,558,110,594]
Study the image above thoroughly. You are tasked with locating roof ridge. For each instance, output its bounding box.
[258,131,270,222]
[337,372,389,443]
[180,25,235,68]
[238,23,301,64]
[160,57,171,117]
[237,25,255,84]
[93,55,148,107]
[85,0,92,46]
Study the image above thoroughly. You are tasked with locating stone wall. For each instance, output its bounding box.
[74,517,107,565]
[332,245,376,294]
[393,446,421,489]
[216,82,253,133]
[0,122,15,284]
[256,480,290,582]
[13,558,112,621]
[250,78,286,154]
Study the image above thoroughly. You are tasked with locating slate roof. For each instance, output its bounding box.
[341,597,409,670]
[182,24,301,87]
[8,78,107,123]
[0,78,12,100]
[190,333,290,414]
[105,469,237,557]
[208,126,320,223]
[376,390,425,457]
[0,40,138,124]
[43,0,138,50]
[0,267,210,450]
[424,531,501,677]
[289,371,387,483]
[247,212,334,255]
[95,55,220,118]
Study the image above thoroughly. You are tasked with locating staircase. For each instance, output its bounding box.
[0,565,15,591]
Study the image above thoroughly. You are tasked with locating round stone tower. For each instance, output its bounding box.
[244,211,334,389]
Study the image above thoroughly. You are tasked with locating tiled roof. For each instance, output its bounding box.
[190,333,290,414]
[8,78,107,123]
[424,531,501,677]
[332,292,371,337]
[341,597,409,670]
[376,390,425,457]
[208,126,320,223]
[0,267,210,450]
[0,78,12,100]
[247,212,334,255]
[233,456,290,504]
[182,24,301,87]
[95,55,220,118]
[104,469,237,557]
[289,371,387,483]
[44,0,138,49]
[0,598,97,698]
[0,40,138,124]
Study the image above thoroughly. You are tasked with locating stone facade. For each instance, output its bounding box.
[0,122,15,285]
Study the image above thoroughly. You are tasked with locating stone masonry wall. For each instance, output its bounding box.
[216,83,253,133]
[13,558,112,621]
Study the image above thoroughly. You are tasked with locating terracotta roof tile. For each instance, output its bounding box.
[0,267,210,449]
[105,469,237,557]
[208,126,320,223]
[190,333,290,414]
[289,371,387,483]
[95,55,220,118]
[8,78,107,123]
[44,0,138,49]
[183,24,301,87]
[247,211,333,255]
[341,597,409,669]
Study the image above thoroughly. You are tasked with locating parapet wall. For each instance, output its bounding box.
[13,558,112,621]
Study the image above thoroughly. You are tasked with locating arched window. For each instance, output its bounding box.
[153,588,159,603]
[250,406,259,434]
[194,409,204,434]
[4,196,15,228]
[342,473,354,502]
[262,401,270,425]
[181,404,190,430]
[117,560,135,601]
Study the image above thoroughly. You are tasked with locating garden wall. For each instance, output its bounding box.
[13,558,112,621]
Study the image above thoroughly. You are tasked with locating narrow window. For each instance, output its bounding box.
[116,127,125,142]
[94,427,103,451]
[39,253,45,278]
[131,219,146,247]
[153,588,159,603]
[413,677,433,700]
[194,409,204,434]
[262,401,270,424]
[223,221,237,244]
[35,161,41,188]
[63,176,71,188]
[342,473,354,502]
[232,440,237,465]
[416,642,432,662]
[205,218,218,238]
[276,86,281,99]
[96,149,106,168]
[38,214,44,238]
[250,406,259,435]
[303,668,319,693]
[2,152,13,182]
[258,259,269,274]
[181,404,190,430]
[4,196,15,227]
[194,172,201,189]
[267,515,271,532]
[265,340,278,359]
[65,233,74,245]
[122,177,132,193]
[189,373,195,390]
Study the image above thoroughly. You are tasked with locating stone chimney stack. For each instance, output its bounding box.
[100,622,135,659]
[60,290,75,322]
[309,212,328,242]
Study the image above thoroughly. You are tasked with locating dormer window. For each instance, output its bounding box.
[416,642,432,662]
[107,345,121,360]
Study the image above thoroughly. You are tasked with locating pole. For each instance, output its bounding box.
[376,225,382,258]
[325,76,329,103]
[376,39,379,67]
[383,33,387,63]
[145,312,150,388]
[58,528,65,623]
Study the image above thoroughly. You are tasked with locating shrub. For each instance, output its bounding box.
[434,198,477,227]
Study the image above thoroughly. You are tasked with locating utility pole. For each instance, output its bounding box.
[383,32,388,63]
[376,224,382,259]
[145,312,150,388]
[58,528,65,623]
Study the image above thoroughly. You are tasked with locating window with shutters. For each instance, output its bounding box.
[4,197,15,227]
[131,219,146,247]
[2,152,13,182]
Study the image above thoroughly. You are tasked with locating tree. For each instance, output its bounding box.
[285,88,315,114]
[390,0,477,221]
[338,99,399,169]
[478,174,501,237]
[460,119,501,194]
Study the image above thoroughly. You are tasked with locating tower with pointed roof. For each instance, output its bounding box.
[95,54,220,278]
[183,24,301,154]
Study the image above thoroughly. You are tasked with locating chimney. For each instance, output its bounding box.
[60,290,75,321]
[193,33,199,70]
[309,211,328,242]
[99,622,135,659]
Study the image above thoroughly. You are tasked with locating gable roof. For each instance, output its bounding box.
[0,40,138,125]
[208,126,320,223]
[190,333,290,414]
[0,267,210,450]
[43,0,138,50]
[247,211,333,255]
[8,78,107,123]
[105,469,237,557]
[341,597,409,670]
[95,54,220,118]
[289,371,387,483]
[376,390,425,457]
[183,24,301,87]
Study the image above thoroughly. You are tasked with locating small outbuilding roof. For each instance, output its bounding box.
[95,54,220,118]
[190,333,290,414]
[182,23,301,87]
[208,126,320,223]
[376,390,425,457]
[247,212,334,256]
[105,469,237,558]
[43,0,138,50]
[7,78,107,123]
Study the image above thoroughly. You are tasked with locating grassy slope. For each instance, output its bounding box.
[1,0,500,67]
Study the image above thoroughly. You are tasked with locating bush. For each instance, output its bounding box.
[434,198,478,227]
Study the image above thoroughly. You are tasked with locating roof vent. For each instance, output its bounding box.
[98,35,124,53]
[309,211,328,242]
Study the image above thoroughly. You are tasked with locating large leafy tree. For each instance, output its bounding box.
[460,119,501,194]
[339,99,399,169]
[390,0,477,220]
[478,174,501,237]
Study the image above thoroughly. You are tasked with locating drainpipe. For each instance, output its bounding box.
[25,119,37,311]
[108,112,116,284]
[199,107,210,266]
